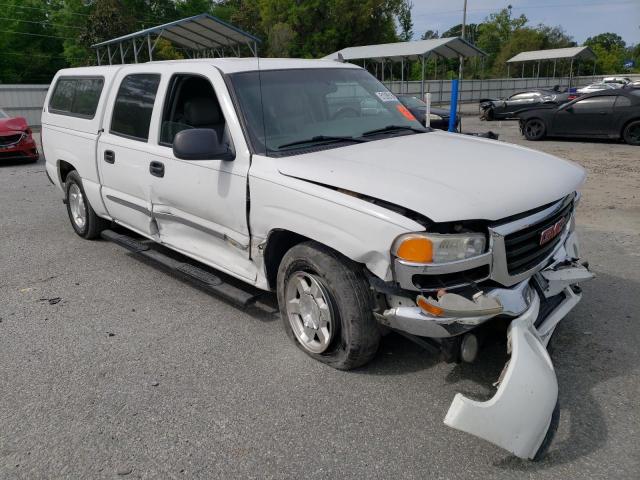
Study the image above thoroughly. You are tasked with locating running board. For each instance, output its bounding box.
[101,229,259,307]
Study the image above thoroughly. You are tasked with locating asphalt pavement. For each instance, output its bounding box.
[0,131,638,479]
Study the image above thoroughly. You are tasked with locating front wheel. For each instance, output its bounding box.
[277,241,381,370]
[622,120,640,145]
[523,118,546,141]
[65,170,108,239]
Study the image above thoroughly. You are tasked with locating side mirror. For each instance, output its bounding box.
[172,128,234,161]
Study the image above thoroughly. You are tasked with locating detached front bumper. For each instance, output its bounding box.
[376,230,593,459]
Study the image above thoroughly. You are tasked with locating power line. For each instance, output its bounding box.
[0,29,74,40]
[0,16,84,30]
[413,0,638,18]
[0,2,182,27]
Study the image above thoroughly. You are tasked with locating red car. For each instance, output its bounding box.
[0,108,39,162]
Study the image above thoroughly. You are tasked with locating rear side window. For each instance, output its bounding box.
[111,74,161,141]
[49,77,104,118]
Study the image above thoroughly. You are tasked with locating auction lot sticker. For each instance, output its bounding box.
[376,91,397,102]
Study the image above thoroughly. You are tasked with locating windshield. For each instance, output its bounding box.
[0,109,7,119]
[229,68,426,156]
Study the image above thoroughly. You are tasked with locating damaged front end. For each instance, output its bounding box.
[374,195,594,459]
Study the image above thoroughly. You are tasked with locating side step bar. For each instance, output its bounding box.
[101,229,260,307]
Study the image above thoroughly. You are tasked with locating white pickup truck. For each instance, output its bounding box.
[42,58,593,460]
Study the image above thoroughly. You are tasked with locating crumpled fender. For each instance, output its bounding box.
[444,292,559,459]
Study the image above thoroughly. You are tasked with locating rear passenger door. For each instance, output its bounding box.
[98,69,162,236]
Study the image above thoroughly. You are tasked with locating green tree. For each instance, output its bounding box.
[397,0,413,42]
[421,30,438,40]
[0,0,67,83]
[586,33,627,74]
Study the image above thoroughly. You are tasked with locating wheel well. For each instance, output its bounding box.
[263,229,310,290]
[621,118,640,137]
[58,160,75,184]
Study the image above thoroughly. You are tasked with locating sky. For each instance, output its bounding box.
[411,0,640,46]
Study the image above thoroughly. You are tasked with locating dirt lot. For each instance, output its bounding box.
[0,126,638,479]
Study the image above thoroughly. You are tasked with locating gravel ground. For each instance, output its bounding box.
[0,126,638,479]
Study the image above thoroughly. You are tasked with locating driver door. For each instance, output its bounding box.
[552,95,616,137]
[144,67,257,282]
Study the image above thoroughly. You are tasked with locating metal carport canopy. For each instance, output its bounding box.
[507,46,596,63]
[323,37,486,61]
[92,13,261,61]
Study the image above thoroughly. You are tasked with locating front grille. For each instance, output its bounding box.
[0,134,23,146]
[504,200,573,275]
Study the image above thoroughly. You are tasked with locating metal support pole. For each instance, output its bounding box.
[381,59,385,82]
[119,43,125,64]
[107,45,112,65]
[569,58,574,89]
[401,57,404,94]
[553,59,557,78]
[96,48,101,65]
[421,55,425,100]
[133,39,138,63]
[448,79,459,132]
[147,34,153,61]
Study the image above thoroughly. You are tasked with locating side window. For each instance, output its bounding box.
[111,74,161,141]
[572,96,616,111]
[510,93,534,101]
[615,96,632,108]
[159,74,228,146]
[49,77,104,118]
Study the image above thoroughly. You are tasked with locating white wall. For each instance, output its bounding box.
[0,84,50,126]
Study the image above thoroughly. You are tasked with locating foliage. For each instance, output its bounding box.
[0,1,636,84]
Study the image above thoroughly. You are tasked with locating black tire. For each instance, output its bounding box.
[523,118,546,141]
[277,241,381,370]
[622,120,640,146]
[65,170,108,239]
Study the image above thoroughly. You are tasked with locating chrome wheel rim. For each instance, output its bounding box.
[285,272,334,354]
[68,183,87,230]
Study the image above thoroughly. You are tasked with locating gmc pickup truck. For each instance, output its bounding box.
[42,58,593,460]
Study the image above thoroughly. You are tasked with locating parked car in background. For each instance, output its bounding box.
[602,76,632,86]
[42,59,594,460]
[480,89,572,120]
[517,89,640,145]
[576,82,618,94]
[0,108,39,162]
[397,95,459,131]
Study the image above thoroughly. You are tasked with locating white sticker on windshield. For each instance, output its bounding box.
[375,91,397,102]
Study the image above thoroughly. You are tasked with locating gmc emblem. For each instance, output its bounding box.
[539,217,567,245]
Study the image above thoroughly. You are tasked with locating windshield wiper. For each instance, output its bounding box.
[361,125,428,137]
[277,135,369,150]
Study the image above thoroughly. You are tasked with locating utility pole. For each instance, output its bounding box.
[458,0,468,81]
[457,0,468,120]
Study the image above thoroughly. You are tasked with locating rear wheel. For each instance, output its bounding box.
[523,118,546,141]
[277,241,380,370]
[622,120,640,145]
[65,170,108,239]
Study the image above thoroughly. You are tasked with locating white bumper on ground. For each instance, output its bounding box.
[444,291,557,459]
[444,260,592,459]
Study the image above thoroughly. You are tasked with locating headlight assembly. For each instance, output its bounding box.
[392,232,486,264]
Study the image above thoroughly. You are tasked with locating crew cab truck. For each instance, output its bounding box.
[42,58,593,460]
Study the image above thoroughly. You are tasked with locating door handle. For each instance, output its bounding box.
[104,150,115,164]
[149,161,165,178]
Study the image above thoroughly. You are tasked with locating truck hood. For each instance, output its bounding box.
[277,131,585,223]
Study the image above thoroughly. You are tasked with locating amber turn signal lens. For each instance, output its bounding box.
[396,236,433,263]
[417,295,444,317]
